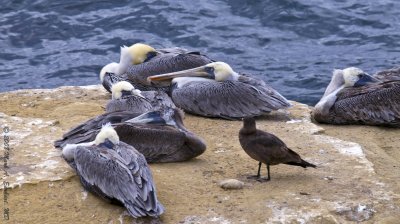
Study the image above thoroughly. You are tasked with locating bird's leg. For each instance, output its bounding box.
[257,164,271,182]
[247,162,262,179]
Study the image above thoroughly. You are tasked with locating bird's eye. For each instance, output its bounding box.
[357,74,363,78]
[205,67,214,74]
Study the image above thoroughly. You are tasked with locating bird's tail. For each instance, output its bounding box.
[285,160,316,168]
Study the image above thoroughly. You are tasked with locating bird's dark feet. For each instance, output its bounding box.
[256,177,270,182]
[247,175,261,180]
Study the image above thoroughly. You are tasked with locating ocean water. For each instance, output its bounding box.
[1,0,399,105]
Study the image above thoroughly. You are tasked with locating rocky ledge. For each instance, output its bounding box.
[0,86,399,223]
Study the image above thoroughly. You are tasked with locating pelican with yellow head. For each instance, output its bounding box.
[100,43,213,92]
[148,62,291,119]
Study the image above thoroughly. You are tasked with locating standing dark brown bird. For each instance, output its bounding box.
[239,117,316,181]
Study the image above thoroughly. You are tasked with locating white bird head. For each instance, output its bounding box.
[99,43,157,82]
[94,123,120,146]
[111,81,144,99]
[99,62,119,82]
[342,67,379,87]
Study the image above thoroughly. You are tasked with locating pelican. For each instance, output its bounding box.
[54,111,142,148]
[62,124,164,218]
[55,108,206,163]
[100,43,213,92]
[312,67,400,127]
[106,81,175,113]
[239,117,316,181]
[147,62,291,119]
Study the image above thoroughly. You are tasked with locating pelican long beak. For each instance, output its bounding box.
[147,65,214,82]
[354,74,380,87]
[126,111,165,124]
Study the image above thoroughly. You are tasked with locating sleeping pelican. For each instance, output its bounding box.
[62,124,164,218]
[55,108,206,163]
[101,43,213,92]
[147,62,291,119]
[106,81,175,113]
[312,67,400,127]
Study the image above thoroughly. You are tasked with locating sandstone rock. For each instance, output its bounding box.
[0,85,399,223]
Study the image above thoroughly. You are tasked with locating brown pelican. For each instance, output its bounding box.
[148,62,291,119]
[106,81,175,113]
[62,124,164,218]
[239,117,316,181]
[312,67,400,127]
[101,43,213,92]
[55,108,206,163]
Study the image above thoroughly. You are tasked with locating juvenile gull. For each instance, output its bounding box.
[239,117,316,181]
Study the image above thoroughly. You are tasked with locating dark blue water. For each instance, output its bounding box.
[1,0,399,105]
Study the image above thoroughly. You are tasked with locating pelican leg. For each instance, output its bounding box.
[247,162,262,179]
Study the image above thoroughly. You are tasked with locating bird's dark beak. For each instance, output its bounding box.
[147,65,215,82]
[126,111,165,124]
[144,51,158,63]
[99,139,115,149]
[121,90,132,97]
[354,74,380,87]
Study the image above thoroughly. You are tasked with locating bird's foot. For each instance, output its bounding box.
[256,177,270,183]
[247,175,261,180]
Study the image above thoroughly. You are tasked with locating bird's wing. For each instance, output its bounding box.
[106,97,153,113]
[246,130,301,162]
[54,111,141,148]
[373,67,400,81]
[142,91,176,110]
[126,53,213,85]
[171,78,290,119]
[157,47,214,61]
[114,123,187,163]
[157,47,191,54]
[75,144,163,217]
[333,81,400,126]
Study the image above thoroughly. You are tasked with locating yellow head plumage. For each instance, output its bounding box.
[207,62,239,81]
[128,43,157,65]
[111,81,143,99]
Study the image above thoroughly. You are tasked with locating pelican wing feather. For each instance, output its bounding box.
[74,143,163,217]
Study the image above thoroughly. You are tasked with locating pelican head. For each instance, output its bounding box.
[99,62,119,82]
[94,123,120,147]
[126,107,183,127]
[128,43,158,65]
[62,124,119,161]
[342,67,379,87]
[147,61,240,83]
[111,81,144,100]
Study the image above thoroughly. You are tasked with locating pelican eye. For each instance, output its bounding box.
[205,67,215,74]
[357,74,363,78]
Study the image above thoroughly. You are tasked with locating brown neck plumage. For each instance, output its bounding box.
[241,117,257,134]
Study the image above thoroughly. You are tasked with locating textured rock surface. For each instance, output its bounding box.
[0,85,399,223]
